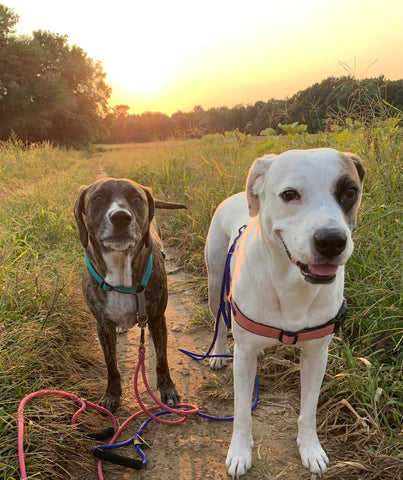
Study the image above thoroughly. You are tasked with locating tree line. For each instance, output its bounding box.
[104,76,403,143]
[1,4,402,146]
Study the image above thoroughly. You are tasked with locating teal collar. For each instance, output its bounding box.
[84,251,153,294]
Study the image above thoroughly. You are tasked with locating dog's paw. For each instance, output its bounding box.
[298,441,329,474]
[226,446,252,478]
[99,393,120,413]
[160,385,180,407]
[209,345,231,370]
[209,355,227,370]
[226,432,253,478]
[116,326,127,334]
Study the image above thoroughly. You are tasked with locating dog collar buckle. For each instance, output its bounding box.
[100,280,114,292]
[278,331,299,345]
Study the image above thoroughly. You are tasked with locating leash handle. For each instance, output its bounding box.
[93,447,143,470]
[84,427,115,441]
[18,390,117,480]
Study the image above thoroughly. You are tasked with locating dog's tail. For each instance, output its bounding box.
[155,200,187,210]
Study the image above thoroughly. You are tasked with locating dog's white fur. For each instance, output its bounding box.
[101,201,141,332]
[205,148,364,477]
[103,250,137,329]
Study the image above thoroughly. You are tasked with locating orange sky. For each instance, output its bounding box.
[7,0,403,115]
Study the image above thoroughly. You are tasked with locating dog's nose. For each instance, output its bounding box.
[313,228,347,257]
[110,209,132,227]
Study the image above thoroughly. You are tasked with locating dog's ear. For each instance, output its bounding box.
[142,186,155,222]
[74,185,89,248]
[344,152,365,183]
[142,186,155,247]
[246,155,276,217]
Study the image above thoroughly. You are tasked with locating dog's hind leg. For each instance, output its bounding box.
[96,320,122,413]
[205,224,231,370]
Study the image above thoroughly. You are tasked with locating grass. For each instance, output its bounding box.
[0,120,401,478]
[0,139,102,479]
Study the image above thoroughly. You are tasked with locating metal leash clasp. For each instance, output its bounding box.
[136,287,148,347]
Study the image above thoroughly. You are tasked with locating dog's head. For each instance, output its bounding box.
[246,148,365,284]
[74,178,154,252]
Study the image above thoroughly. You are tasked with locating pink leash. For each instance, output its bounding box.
[95,342,199,479]
[18,389,117,479]
[18,339,199,479]
[134,343,199,423]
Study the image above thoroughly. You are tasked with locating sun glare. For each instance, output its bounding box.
[115,57,176,94]
[114,58,174,94]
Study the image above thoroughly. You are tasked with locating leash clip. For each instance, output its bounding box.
[137,287,148,347]
[134,434,151,449]
[136,287,148,329]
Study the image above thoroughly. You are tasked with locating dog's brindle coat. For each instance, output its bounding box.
[74,178,184,412]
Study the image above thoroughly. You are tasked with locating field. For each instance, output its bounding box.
[0,122,402,479]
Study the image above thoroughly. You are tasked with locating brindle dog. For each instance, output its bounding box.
[74,177,185,412]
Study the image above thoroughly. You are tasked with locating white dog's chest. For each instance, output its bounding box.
[105,291,138,328]
[103,252,138,328]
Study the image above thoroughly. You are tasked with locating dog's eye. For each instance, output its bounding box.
[335,176,360,211]
[93,194,104,203]
[280,190,300,202]
[338,187,358,206]
[342,188,358,200]
[129,194,142,204]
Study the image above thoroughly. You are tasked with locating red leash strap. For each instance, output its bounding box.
[18,389,117,479]
[134,344,199,424]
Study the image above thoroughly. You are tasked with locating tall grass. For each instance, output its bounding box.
[0,140,101,479]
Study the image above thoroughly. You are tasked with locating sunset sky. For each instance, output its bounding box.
[5,0,403,115]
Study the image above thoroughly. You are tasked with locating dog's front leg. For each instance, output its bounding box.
[297,339,331,474]
[96,320,122,413]
[226,343,257,478]
[147,315,180,406]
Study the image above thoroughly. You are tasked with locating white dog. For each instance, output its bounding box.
[205,148,365,477]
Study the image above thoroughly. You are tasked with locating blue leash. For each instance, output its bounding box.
[178,225,246,361]
[93,380,260,467]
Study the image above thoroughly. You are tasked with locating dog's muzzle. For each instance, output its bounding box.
[102,208,137,250]
[110,209,132,228]
[280,237,338,285]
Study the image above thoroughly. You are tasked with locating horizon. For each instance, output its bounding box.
[5,0,403,115]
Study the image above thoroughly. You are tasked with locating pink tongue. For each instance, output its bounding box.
[308,264,338,277]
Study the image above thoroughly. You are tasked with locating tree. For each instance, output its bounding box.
[0,4,112,145]
[0,4,18,43]
[114,104,130,118]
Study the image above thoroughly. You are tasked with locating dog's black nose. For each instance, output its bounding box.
[110,209,132,227]
[313,228,347,257]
